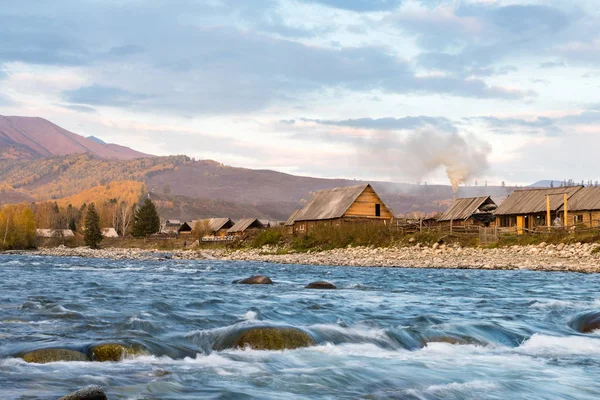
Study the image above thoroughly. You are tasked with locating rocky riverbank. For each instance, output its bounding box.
[8,242,600,273]
[223,242,600,273]
[27,245,223,261]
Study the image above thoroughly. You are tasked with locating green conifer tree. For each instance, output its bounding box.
[84,203,103,249]
[132,198,161,237]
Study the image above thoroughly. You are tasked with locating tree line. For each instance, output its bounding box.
[0,198,162,250]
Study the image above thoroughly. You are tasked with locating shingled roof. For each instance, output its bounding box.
[293,184,385,222]
[558,187,600,211]
[285,210,301,226]
[438,196,495,222]
[495,186,583,216]
[228,218,264,233]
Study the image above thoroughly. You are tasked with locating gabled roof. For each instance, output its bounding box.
[285,209,301,226]
[228,218,265,233]
[558,186,600,211]
[293,184,374,222]
[438,196,495,222]
[495,186,583,216]
[190,218,234,232]
[164,219,181,225]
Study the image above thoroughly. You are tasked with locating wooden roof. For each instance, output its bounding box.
[558,187,600,211]
[190,218,234,232]
[438,196,495,222]
[285,209,301,226]
[495,186,583,216]
[228,218,265,233]
[293,184,373,222]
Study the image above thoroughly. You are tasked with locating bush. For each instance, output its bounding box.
[252,228,283,247]
[290,222,396,252]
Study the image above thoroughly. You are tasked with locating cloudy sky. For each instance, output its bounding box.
[1,0,599,186]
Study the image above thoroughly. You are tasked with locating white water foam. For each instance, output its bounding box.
[243,311,258,321]
[518,333,600,356]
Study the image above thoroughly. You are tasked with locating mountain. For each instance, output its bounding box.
[530,180,564,188]
[0,152,518,220]
[0,115,151,160]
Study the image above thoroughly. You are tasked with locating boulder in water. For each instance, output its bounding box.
[305,281,337,289]
[90,343,146,362]
[20,348,88,363]
[237,275,273,285]
[59,385,107,400]
[569,311,600,333]
[216,326,315,350]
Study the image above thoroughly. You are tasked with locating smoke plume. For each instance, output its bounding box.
[362,129,491,192]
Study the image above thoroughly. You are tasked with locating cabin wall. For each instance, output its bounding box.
[570,211,600,227]
[344,186,393,219]
[292,217,390,235]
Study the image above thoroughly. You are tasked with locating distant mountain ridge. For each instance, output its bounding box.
[0,115,151,160]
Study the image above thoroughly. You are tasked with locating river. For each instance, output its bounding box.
[1,255,600,399]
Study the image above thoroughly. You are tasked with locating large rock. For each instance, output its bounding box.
[237,275,273,285]
[20,348,88,364]
[90,343,146,362]
[59,385,107,400]
[569,311,600,333]
[233,327,315,350]
[305,281,337,289]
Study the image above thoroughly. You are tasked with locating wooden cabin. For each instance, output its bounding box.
[557,187,600,227]
[437,196,497,228]
[177,222,193,235]
[494,186,583,233]
[191,218,235,237]
[290,184,393,234]
[160,219,182,235]
[227,218,265,237]
[285,210,301,234]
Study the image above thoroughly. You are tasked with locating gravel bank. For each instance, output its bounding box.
[12,242,600,273]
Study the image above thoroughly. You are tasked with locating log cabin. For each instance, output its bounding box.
[557,186,600,228]
[227,218,265,237]
[191,218,235,237]
[289,184,393,234]
[437,196,497,228]
[494,186,583,233]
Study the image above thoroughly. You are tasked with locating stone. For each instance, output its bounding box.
[233,327,316,350]
[569,311,600,333]
[59,385,107,400]
[305,281,337,289]
[20,348,88,364]
[237,275,273,284]
[90,343,146,362]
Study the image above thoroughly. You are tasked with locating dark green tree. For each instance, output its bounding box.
[132,198,160,237]
[84,203,103,249]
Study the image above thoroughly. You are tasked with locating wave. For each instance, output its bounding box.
[517,333,600,356]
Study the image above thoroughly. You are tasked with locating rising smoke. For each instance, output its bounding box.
[362,129,491,193]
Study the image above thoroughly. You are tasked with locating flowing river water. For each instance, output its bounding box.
[1,254,600,399]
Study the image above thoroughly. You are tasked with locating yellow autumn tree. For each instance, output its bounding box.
[0,204,37,250]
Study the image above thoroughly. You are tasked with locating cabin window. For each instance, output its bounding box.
[375,204,381,217]
[574,215,583,224]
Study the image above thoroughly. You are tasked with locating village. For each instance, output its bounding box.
[32,182,600,247]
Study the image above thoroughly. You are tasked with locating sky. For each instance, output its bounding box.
[1,0,600,186]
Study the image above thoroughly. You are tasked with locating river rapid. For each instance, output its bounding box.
[1,255,600,399]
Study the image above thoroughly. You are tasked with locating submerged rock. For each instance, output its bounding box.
[20,348,88,363]
[235,327,315,350]
[305,281,337,289]
[237,275,273,285]
[569,311,600,333]
[59,385,107,400]
[90,343,146,362]
[215,326,316,350]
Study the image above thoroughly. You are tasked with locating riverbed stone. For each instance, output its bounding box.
[305,281,337,289]
[59,385,107,400]
[90,343,146,361]
[569,311,600,333]
[20,348,89,363]
[237,275,273,284]
[234,327,315,350]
